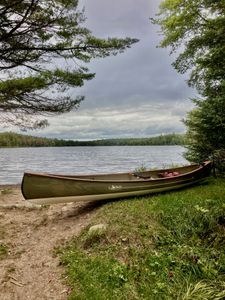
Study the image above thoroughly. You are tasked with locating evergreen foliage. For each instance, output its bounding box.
[153,0,225,170]
[0,0,138,129]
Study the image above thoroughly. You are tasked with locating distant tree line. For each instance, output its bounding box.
[0,132,186,147]
[86,133,186,146]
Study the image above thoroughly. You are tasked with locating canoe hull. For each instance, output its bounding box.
[22,161,212,204]
[26,177,208,205]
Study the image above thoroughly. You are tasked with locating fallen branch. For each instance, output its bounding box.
[0,203,42,210]
[9,276,25,287]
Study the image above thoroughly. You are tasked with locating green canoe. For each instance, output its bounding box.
[21,161,212,205]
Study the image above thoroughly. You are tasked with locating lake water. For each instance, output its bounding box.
[0,146,188,185]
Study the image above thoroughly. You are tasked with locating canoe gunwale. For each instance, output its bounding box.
[23,161,210,184]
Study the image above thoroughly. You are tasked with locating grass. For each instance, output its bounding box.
[0,226,8,260]
[57,178,225,300]
[0,188,12,195]
[0,243,8,260]
[0,226,6,239]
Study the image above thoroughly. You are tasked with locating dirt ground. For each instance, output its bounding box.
[0,186,99,300]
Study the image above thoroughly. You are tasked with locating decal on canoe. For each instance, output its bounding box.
[108,185,122,191]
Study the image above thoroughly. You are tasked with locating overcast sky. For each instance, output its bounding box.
[23,0,196,140]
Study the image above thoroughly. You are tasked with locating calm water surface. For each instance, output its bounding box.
[0,146,188,184]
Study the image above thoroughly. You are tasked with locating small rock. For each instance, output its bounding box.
[61,206,69,213]
[60,204,76,217]
[89,223,107,233]
[26,203,42,209]
[61,203,74,212]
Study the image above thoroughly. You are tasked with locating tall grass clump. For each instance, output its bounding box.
[0,243,8,260]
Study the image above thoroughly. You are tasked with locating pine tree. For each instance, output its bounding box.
[0,0,138,129]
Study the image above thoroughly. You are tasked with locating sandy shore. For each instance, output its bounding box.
[0,185,97,300]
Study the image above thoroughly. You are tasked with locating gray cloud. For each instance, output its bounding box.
[25,0,196,139]
[35,101,190,140]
